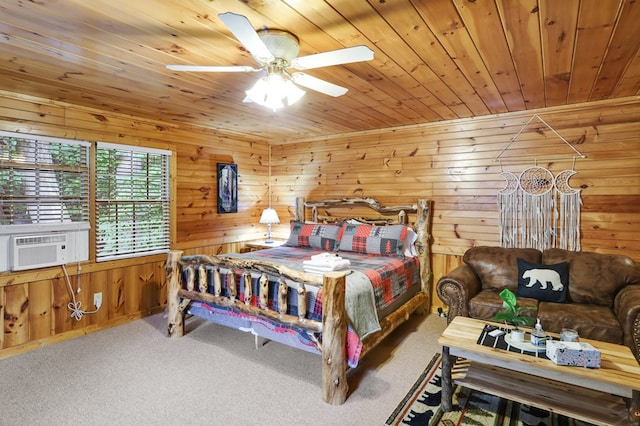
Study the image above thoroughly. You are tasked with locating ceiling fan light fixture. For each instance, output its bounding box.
[244,70,305,111]
[284,80,305,105]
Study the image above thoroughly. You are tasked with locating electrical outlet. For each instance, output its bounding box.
[93,292,102,309]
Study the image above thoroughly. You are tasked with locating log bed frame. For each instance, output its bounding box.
[165,197,433,405]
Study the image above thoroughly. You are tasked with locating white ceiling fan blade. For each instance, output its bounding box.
[218,12,274,63]
[291,45,374,70]
[291,73,348,97]
[166,65,260,73]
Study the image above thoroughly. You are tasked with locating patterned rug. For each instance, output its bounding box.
[385,353,595,426]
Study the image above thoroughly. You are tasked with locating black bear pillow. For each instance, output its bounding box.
[517,258,569,303]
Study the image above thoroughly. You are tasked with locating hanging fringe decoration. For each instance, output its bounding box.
[554,169,582,251]
[518,166,555,251]
[494,115,585,251]
[498,171,519,248]
[497,166,582,251]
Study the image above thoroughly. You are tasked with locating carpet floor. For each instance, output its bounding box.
[0,311,448,425]
[386,353,597,426]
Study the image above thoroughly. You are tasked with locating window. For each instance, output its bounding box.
[95,143,171,261]
[0,131,90,232]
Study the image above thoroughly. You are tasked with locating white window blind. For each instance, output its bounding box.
[0,131,90,229]
[95,142,171,261]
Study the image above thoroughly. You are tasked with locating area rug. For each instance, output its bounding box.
[385,353,595,426]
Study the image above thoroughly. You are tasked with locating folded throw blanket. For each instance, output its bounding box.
[303,260,351,275]
[309,252,344,262]
[303,258,350,267]
[302,253,343,265]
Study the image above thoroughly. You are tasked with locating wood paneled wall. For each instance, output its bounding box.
[0,90,269,358]
[270,96,640,313]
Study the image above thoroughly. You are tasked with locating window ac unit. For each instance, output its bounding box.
[11,233,68,271]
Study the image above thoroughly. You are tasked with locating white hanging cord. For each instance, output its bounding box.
[76,261,81,293]
[494,114,586,162]
[494,115,536,161]
[63,264,98,321]
[268,144,272,208]
[535,115,586,159]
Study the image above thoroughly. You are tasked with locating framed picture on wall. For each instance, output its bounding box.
[217,163,238,213]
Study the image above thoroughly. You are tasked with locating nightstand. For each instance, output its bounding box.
[243,238,287,252]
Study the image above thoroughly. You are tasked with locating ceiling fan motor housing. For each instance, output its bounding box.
[258,29,300,65]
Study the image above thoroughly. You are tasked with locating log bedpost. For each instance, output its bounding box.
[166,250,184,338]
[415,199,433,295]
[321,271,348,405]
[295,197,305,221]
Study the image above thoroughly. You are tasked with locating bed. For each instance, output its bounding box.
[165,197,433,404]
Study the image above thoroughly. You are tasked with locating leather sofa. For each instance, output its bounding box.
[436,246,640,362]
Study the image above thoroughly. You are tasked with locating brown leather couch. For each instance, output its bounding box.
[436,246,640,362]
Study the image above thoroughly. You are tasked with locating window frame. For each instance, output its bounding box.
[94,142,172,262]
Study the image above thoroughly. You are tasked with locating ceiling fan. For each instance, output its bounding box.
[166,12,375,110]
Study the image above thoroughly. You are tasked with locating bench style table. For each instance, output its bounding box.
[438,316,640,426]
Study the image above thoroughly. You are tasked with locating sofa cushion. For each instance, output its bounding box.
[464,246,542,292]
[468,289,538,322]
[537,302,623,345]
[543,248,640,307]
[517,258,569,303]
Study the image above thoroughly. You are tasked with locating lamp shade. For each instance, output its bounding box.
[259,208,280,225]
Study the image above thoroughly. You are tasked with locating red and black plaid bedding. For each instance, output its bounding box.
[231,246,420,315]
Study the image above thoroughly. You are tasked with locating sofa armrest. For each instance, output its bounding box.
[436,264,482,324]
[614,284,640,363]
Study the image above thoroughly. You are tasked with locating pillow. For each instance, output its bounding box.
[345,219,418,257]
[517,258,569,303]
[404,227,418,257]
[339,223,407,256]
[285,221,342,251]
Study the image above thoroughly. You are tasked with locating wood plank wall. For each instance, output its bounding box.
[269,96,640,313]
[0,90,268,358]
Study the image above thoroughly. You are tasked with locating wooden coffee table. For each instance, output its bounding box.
[438,316,640,426]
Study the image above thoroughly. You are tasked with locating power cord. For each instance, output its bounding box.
[63,264,99,321]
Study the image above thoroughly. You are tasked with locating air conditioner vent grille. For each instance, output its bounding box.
[14,234,67,246]
[10,233,68,271]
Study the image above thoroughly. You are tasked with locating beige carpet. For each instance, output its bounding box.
[0,311,447,425]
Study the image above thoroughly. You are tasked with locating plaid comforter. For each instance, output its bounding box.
[183,246,420,367]
[232,246,420,310]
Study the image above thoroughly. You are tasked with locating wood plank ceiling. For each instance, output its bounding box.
[0,0,638,142]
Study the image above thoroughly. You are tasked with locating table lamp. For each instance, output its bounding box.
[259,207,280,243]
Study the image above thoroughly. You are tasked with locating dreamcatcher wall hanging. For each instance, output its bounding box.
[495,115,586,252]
